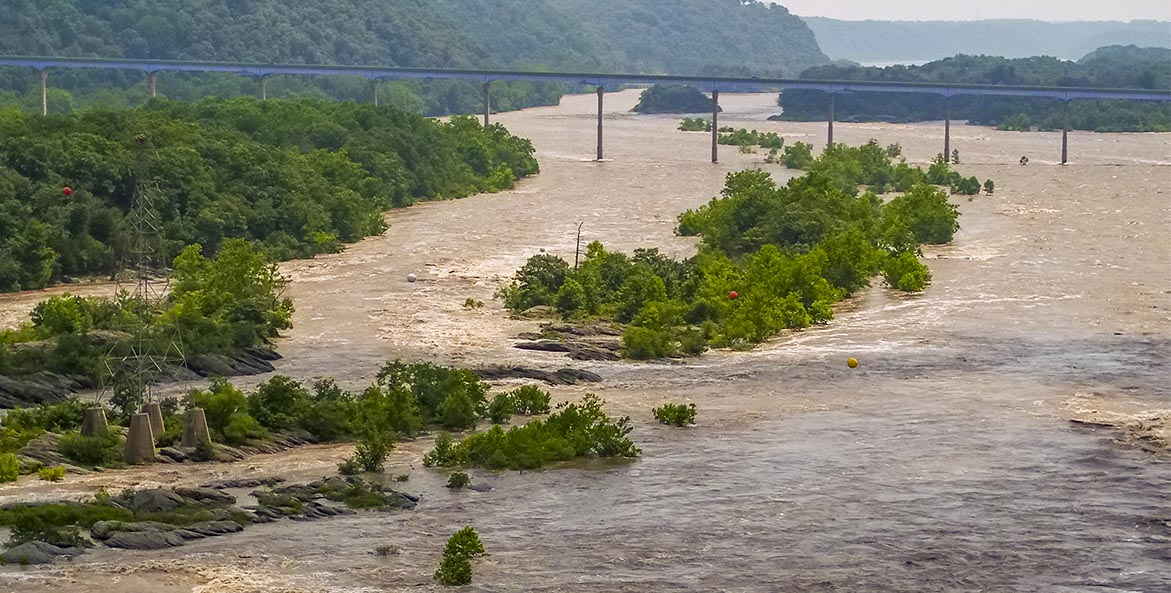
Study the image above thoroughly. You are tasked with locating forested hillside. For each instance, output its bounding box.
[0,99,538,292]
[806,18,1171,64]
[0,0,827,116]
[780,47,1171,132]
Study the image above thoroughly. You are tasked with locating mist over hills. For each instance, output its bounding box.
[805,18,1171,64]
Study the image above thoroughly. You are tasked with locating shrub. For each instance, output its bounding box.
[446,526,485,558]
[446,471,470,489]
[249,376,311,431]
[435,548,473,586]
[57,432,122,468]
[346,431,393,473]
[653,403,698,427]
[423,432,459,467]
[425,395,640,471]
[375,361,488,430]
[300,379,357,442]
[782,141,815,169]
[509,385,551,415]
[38,466,66,482]
[487,393,516,424]
[883,252,932,292]
[223,412,267,446]
[0,502,132,547]
[0,453,19,483]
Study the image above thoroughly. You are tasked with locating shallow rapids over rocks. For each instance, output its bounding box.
[0,90,1168,592]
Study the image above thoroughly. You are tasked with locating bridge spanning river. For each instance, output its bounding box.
[3,55,1170,163]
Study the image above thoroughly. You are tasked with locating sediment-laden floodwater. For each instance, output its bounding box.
[1,91,1168,592]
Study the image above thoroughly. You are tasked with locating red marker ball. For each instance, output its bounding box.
[63,187,72,197]
[729,291,738,300]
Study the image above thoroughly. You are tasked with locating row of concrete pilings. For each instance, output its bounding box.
[80,404,212,464]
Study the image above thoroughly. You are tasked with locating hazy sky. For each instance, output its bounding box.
[775,0,1171,22]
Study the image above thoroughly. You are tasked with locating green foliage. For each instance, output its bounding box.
[424,395,639,471]
[883,252,933,292]
[783,48,1171,132]
[446,526,485,558]
[0,502,132,547]
[678,118,712,132]
[423,432,460,468]
[462,298,484,310]
[38,465,66,482]
[446,471,471,489]
[487,393,516,424]
[782,142,815,169]
[653,403,698,427]
[435,547,474,586]
[0,453,19,483]
[719,129,784,149]
[0,98,539,294]
[509,385,552,415]
[346,431,394,473]
[249,376,311,432]
[883,185,961,245]
[633,86,718,114]
[57,432,122,468]
[375,361,488,431]
[983,179,996,195]
[185,379,267,446]
[499,253,570,312]
[299,379,358,442]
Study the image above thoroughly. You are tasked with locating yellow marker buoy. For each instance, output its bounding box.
[847,358,858,369]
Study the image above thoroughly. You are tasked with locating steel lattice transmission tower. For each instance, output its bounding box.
[100,133,185,405]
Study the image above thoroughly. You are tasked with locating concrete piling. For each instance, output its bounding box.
[711,89,719,163]
[39,69,47,116]
[483,82,491,127]
[124,413,155,464]
[80,407,109,437]
[827,93,835,148]
[181,408,212,448]
[596,86,604,161]
[141,402,165,441]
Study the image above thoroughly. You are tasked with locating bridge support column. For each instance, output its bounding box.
[148,72,157,98]
[483,82,491,127]
[827,93,835,148]
[373,81,379,107]
[943,97,951,160]
[260,77,268,100]
[39,69,47,116]
[1061,103,1069,165]
[711,89,719,163]
[596,86,604,161]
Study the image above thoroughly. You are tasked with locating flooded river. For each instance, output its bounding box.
[1,91,1169,592]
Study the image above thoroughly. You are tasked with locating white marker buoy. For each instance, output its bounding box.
[407,273,417,283]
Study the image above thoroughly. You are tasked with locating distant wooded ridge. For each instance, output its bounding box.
[805,18,1171,64]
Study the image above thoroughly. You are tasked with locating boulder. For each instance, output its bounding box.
[175,486,236,506]
[91,520,176,541]
[103,530,187,550]
[183,521,244,537]
[514,341,572,353]
[0,541,84,565]
[202,477,284,490]
[472,366,603,385]
[130,488,187,513]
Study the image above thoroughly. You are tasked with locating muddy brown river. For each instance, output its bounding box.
[1,91,1169,592]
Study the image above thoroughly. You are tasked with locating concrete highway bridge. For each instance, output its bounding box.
[3,56,1170,164]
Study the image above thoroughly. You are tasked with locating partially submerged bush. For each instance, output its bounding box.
[487,393,516,424]
[435,526,485,586]
[0,453,19,483]
[446,471,470,489]
[509,385,552,415]
[57,433,122,468]
[38,466,66,482]
[653,403,698,427]
[424,395,639,471]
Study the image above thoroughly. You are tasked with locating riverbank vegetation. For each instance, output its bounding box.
[0,98,538,293]
[423,394,639,471]
[781,46,1171,132]
[0,1,826,117]
[500,142,973,359]
[653,403,697,426]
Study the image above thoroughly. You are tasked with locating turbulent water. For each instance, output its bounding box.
[1,91,1168,592]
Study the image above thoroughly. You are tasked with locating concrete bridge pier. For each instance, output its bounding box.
[148,72,158,98]
[260,76,268,100]
[483,82,491,127]
[373,80,379,107]
[827,93,835,148]
[711,89,719,163]
[943,96,951,159]
[1061,102,1070,165]
[39,69,47,116]
[596,86,604,161]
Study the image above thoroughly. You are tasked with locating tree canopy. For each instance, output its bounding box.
[0,0,827,116]
[0,98,537,292]
[780,47,1171,132]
